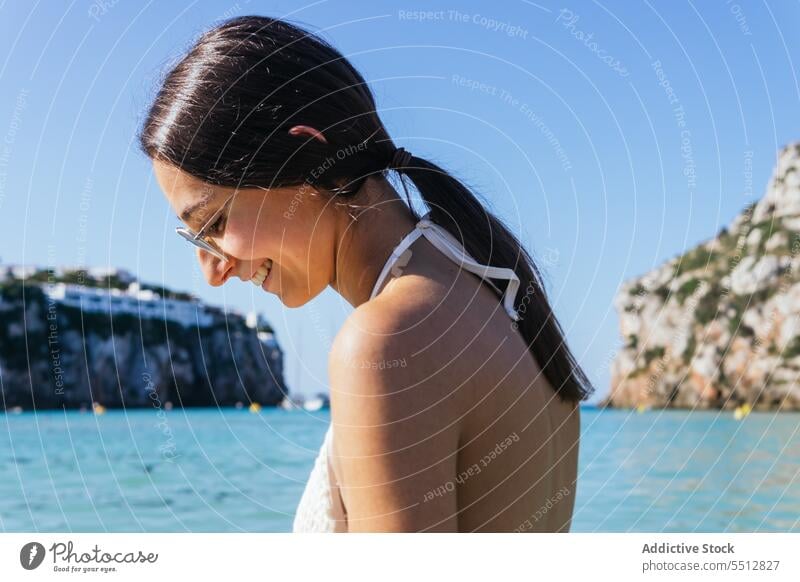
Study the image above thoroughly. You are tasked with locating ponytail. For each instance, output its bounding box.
[396,154,594,404]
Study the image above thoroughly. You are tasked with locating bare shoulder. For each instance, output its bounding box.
[328,270,502,409]
[327,288,462,531]
[328,280,447,388]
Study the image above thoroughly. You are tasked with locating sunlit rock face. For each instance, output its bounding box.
[607,143,800,411]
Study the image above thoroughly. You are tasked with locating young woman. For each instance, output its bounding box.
[140,15,593,532]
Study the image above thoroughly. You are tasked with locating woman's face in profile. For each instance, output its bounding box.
[152,158,338,307]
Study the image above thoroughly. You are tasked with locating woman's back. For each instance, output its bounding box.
[453,321,580,532]
[330,233,580,532]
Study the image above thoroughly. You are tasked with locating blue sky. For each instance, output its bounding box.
[0,0,798,402]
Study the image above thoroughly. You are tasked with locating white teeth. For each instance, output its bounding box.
[251,259,272,286]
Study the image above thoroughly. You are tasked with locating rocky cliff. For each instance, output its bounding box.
[607,143,800,410]
[0,268,287,410]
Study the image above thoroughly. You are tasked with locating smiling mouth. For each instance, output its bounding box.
[250,259,273,286]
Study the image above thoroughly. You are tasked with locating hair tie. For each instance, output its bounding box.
[388,147,413,172]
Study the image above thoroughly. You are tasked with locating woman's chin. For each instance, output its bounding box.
[254,269,319,307]
[272,283,318,308]
[278,287,313,308]
[261,275,299,307]
[276,293,308,308]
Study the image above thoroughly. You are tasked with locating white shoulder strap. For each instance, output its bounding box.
[369,212,522,322]
[415,213,521,321]
[369,226,424,300]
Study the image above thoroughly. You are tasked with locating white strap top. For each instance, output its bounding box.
[369,211,522,320]
[292,211,523,532]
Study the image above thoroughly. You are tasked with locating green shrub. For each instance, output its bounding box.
[629,283,646,296]
[643,346,666,364]
[673,247,716,277]
[695,285,721,324]
[682,333,697,362]
[785,337,800,358]
[676,278,701,304]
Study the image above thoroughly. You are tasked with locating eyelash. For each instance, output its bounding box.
[206,215,226,236]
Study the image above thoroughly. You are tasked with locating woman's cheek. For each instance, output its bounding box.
[222,216,268,258]
[220,233,260,260]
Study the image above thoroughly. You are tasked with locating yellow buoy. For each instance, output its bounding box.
[93,403,106,415]
[733,403,751,420]
[248,402,262,413]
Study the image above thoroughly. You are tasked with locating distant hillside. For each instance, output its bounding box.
[0,266,287,410]
[607,143,800,411]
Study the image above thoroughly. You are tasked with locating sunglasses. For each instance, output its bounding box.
[174,192,236,262]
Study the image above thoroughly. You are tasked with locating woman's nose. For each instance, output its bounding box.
[196,247,236,286]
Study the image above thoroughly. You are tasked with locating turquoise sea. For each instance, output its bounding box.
[1,407,798,532]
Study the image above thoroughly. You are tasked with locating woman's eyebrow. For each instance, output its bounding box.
[179,192,215,226]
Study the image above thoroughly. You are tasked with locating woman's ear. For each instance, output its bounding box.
[288,125,328,144]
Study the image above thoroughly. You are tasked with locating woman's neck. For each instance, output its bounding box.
[330,176,417,308]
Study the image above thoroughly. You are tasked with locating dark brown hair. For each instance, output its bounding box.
[139,15,594,403]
